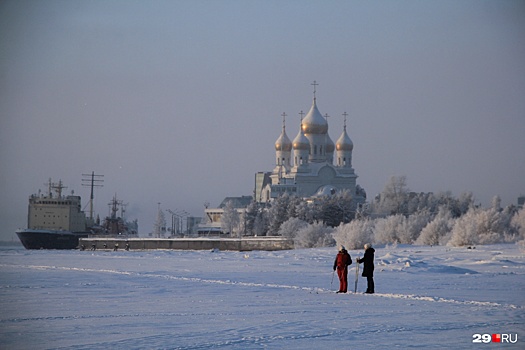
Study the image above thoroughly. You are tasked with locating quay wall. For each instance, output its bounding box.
[79,237,294,251]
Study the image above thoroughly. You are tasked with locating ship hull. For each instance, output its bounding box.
[16,229,89,250]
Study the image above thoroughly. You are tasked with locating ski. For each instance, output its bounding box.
[354,254,360,293]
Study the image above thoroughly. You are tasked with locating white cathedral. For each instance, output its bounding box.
[255,85,366,205]
[198,84,366,235]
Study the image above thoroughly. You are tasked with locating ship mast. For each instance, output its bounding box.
[109,194,122,219]
[82,172,104,221]
[46,179,67,198]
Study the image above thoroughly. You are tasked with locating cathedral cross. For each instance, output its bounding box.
[311,80,319,99]
[342,111,348,130]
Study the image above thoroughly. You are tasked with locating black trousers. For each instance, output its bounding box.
[366,276,375,293]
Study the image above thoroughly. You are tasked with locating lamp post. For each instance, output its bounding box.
[167,210,176,237]
[167,209,190,237]
[167,209,180,237]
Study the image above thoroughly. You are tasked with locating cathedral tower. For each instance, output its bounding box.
[274,113,292,172]
[292,113,310,170]
[336,112,354,168]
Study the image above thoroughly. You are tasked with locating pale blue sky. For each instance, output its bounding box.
[1,0,524,240]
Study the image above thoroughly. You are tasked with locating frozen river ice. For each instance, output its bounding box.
[0,244,523,349]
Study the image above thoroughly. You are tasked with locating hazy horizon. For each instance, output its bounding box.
[1,0,524,240]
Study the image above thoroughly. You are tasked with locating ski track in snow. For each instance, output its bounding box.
[1,262,521,311]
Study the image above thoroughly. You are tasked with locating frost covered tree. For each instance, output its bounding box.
[294,221,335,248]
[451,192,475,218]
[333,218,375,250]
[317,190,354,227]
[295,200,315,223]
[500,205,520,241]
[278,217,308,239]
[415,207,453,245]
[476,207,514,244]
[153,206,166,238]
[400,209,433,244]
[447,206,515,247]
[368,176,476,221]
[511,207,525,240]
[374,214,406,244]
[287,195,302,220]
[244,201,259,236]
[221,201,240,237]
[253,209,269,236]
[447,207,484,246]
[267,193,292,235]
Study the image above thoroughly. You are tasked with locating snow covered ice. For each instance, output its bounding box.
[0,244,523,349]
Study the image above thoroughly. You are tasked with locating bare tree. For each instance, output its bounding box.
[378,175,410,215]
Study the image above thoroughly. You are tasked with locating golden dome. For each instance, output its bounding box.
[275,131,292,152]
[336,129,353,151]
[293,128,310,150]
[301,99,328,135]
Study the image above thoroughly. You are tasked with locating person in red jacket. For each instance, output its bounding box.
[333,245,352,293]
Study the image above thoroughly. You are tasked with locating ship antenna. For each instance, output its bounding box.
[46,178,52,197]
[82,171,104,221]
[50,180,67,198]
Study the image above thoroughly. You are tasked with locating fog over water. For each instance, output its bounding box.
[1,0,524,239]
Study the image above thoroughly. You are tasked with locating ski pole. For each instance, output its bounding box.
[354,254,360,293]
[331,269,335,290]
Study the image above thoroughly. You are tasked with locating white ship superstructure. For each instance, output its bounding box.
[27,179,88,232]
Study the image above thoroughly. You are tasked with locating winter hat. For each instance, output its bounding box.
[338,245,345,252]
[364,243,371,250]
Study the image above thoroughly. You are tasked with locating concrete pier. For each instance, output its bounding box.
[79,237,294,251]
